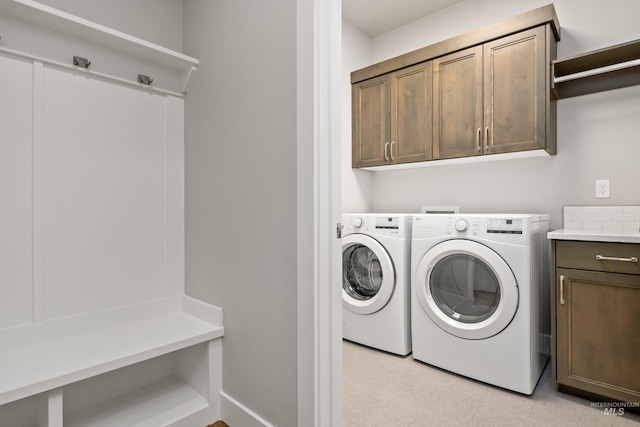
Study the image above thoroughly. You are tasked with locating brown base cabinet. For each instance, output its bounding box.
[552,240,640,408]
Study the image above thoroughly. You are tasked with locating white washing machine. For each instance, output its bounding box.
[342,214,412,356]
[411,214,550,394]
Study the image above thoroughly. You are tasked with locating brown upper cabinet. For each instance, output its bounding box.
[351,4,560,169]
[352,61,433,168]
[434,26,549,160]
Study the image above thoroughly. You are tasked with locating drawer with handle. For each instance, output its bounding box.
[556,240,640,274]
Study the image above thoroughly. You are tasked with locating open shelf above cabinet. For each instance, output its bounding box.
[0,0,199,94]
[552,39,640,99]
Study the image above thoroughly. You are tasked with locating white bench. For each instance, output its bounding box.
[0,296,224,427]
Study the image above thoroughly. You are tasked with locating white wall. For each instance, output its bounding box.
[183,1,298,426]
[343,0,640,230]
[342,20,373,213]
[33,0,183,51]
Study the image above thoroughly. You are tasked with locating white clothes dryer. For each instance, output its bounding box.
[342,214,412,356]
[411,214,550,394]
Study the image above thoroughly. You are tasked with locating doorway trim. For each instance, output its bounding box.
[296,0,342,425]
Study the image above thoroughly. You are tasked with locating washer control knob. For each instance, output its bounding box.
[353,217,363,228]
[455,219,468,232]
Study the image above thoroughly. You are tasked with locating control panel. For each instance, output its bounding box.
[375,216,400,230]
[444,217,524,236]
[343,215,404,236]
[446,217,480,236]
[487,218,524,234]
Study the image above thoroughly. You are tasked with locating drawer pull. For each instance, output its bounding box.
[559,275,565,305]
[595,255,638,263]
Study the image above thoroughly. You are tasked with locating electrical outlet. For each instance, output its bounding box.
[596,179,610,198]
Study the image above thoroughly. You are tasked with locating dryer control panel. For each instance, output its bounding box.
[446,217,480,235]
[487,218,524,234]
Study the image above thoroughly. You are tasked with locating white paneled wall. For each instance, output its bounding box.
[0,53,34,329]
[0,53,185,325]
[41,67,168,319]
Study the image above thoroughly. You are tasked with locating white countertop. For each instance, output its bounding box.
[548,229,640,244]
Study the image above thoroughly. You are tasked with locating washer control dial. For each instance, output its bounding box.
[353,217,363,228]
[455,219,468,232]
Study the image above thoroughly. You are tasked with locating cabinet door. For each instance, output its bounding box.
[433,45,483,160]
[484,26,546,154]
[352,74,390,168]
[390,61,433,164]
[556,268,640,403]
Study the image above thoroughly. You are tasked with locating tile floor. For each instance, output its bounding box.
[343,340,640,426]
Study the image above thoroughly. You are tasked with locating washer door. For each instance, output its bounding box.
[415,240,518,339]
[342,234,395,315]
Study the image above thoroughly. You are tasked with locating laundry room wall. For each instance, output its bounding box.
[342,19,373,213]
[342,0,640,230]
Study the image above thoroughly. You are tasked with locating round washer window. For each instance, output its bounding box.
[430,254,500,323]
[342,244,382,300]
[341,234,395,315]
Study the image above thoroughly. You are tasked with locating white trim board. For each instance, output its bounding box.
[220,392,274,427]
[296,0,343,426]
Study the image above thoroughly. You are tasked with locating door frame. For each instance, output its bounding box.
[296,0,342,426]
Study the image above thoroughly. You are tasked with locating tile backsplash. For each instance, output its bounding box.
[563,206,640,233]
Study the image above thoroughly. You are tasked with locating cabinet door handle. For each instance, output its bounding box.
[390,141,396,160]
[559,275,565,305]
[384,142,390,161]
[476,128,482,151]
[484,127,490,150]
[596,254,638,263]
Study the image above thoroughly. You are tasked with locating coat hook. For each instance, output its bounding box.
[138,74,153,85]
[73,56,91,68]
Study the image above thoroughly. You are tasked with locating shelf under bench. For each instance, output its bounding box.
[64,376,209,427]
[0,296,224,407]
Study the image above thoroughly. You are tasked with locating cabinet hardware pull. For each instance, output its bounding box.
[485,127,490,150]
[476,128,482,151]
[390,141,396,160]
[596,255,638,263]
[384,142,390,161]
[559,275,565,305]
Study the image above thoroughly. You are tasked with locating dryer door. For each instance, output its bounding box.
[342,234,395,315]
[415,240,518,339]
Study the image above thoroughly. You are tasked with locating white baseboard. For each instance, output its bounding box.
[220,391,274,427]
